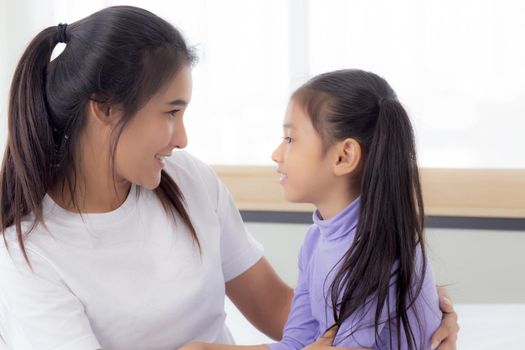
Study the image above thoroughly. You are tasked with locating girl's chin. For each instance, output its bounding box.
[283,190,308,204]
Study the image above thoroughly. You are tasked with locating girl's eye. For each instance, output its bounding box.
[167,109,180,119]
[283,136,292,144]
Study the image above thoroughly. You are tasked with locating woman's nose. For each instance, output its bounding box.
[171,119,188,149]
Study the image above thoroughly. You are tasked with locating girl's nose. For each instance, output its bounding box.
[271,142,283,164]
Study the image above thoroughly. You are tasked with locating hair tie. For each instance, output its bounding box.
[56,23,68,43]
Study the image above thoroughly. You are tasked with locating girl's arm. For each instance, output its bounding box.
[225,257,294,340]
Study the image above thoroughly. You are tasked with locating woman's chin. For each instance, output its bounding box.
[138,174,162,191]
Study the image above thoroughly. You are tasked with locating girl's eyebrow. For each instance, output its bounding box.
[283,123,296,129]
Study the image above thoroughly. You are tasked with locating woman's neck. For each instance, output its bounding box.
[48,134,131,213]
[48,173,131,214]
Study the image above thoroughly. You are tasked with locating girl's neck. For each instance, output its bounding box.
[315,187,360,220]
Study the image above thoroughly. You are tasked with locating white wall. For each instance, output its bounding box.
[1,0,525,168]
[247,222,525,304]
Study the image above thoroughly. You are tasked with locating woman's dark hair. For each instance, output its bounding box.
[0,6,199,263]
[293,69,426,349]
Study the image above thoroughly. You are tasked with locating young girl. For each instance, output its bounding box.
[269,69,442,349]
[183,69,442,350]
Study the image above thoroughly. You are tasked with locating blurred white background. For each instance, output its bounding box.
[1,0,524,167]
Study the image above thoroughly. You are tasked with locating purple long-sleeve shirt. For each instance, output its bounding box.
[268,198,442,350]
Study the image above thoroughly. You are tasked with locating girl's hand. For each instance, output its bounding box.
[431,287,460,350]
[302,328,369,350]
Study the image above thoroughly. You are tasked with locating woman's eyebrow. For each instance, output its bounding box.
[166,99,188,106]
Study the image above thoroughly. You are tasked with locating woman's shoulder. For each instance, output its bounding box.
[165,151,217,184]
[164,151,223,206]
[1,215,41,246]
[0,224,51,276]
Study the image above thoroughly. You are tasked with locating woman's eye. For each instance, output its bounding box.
[283,136,292,144]
[167,109,180,119]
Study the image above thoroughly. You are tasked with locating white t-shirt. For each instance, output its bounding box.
[0,151,264,350]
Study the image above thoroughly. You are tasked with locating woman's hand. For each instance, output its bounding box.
[178,342,206,350]
[431,287,460,349]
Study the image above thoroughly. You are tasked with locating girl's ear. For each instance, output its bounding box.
[333,138,362,176]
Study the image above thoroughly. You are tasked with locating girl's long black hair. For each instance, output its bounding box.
[1,6,199,263]
[293,69,426,349]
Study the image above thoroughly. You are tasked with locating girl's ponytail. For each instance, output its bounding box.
[329,98,426,350]
[1,26,58,262]
[359,98,426,348]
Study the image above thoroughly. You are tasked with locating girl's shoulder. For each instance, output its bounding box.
[298,224,323,261]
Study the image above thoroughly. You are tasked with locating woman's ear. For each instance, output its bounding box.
[86,98,121,127]
[333,138,362,177]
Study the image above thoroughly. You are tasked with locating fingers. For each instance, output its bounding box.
[431,311,459,350]
[433,335,458,350]
[436,286,450,299]
[430,325,448,350]
[439,295,455,314]
[437,287,454,314]
[441,304,459,331]
[317,326,338,345]
[323,327,337,339]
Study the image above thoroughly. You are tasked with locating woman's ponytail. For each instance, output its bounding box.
[1,26,59,262]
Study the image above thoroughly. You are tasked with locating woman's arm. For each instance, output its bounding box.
[225,257,294,340]
[179,343,268,350]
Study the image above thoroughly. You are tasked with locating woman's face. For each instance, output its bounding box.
[114,64,193,190]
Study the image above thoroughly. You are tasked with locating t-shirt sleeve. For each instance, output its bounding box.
[215,178,264,282]
[0,245,100,350]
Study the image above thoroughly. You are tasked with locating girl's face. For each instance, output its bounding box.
[114,64,192,190]
[271,99,336,205]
